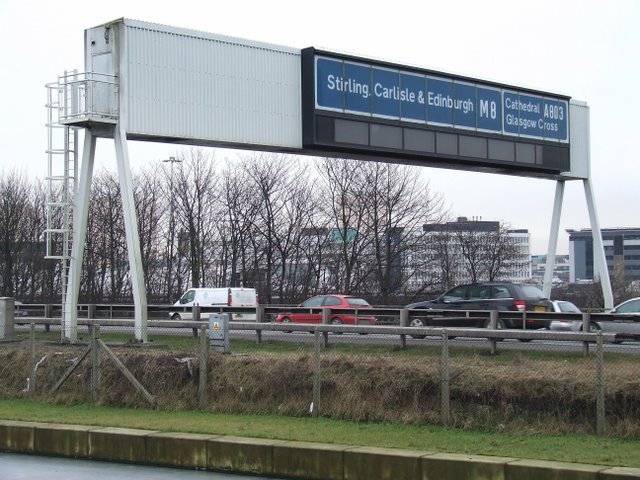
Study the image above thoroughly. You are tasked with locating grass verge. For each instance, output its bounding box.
[0,399,639,468]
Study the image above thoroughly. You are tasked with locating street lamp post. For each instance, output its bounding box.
[163,156,182,302]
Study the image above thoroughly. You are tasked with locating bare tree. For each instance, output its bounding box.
[0,172,32,297]
[449,219,520,283]
[424,230,459,292]
[16,180,52,300]
[134,166,166,302]
[83,170,128,302]
[361,162,446,302]
[316,158,372,294]
[482,224,521,281]
[218,162,260,288]
[241,153,297,303]
[172,148,219,289]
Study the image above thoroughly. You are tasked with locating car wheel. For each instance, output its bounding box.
[172,313,182,321]
[587,323,601,333]
[331,317,343,334]
[409,318,427,339]
[280,317,293,333]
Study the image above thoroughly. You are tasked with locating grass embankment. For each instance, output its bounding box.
[2,333,640,467]
[0,399,639,468]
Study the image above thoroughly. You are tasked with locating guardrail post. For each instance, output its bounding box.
[88,304,97,319]
[192,304,201,338]
[313,329,321,417]
[91,325,101,402]
[322,308,330,346]
[199,325,208,409]
[581,312,591,357]
[399,309,408,349]
[596,330,605,436]
[29,323,36,397]
[440,329,450,425]
[489,310,498,355]
[44,304,52,332]
[256,305,265,344]
[322,308,330,325]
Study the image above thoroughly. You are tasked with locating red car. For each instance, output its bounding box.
[275,294,377,326]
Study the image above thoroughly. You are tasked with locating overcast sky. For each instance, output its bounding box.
[1,0,638,254]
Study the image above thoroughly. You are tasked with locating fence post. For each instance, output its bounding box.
[91,325,101,402]
[199,325,208,409]
[312,329,321,417]
[29,323,36,397]
[489,310,498,355]
[582,312,591,357]
[440,330,450,425]
[596,330,605,436]
[399,309,408,349]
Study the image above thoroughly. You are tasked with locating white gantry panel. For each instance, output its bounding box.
[86,19,302,149]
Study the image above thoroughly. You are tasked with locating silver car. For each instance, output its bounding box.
[550,297,640,339]
[594,297,640,338]
[549,300,585,332]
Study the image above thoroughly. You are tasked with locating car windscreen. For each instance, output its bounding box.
[301,296,325,307]
[615,299,640,313]
[346,298,371,307]
[556,301,581,313]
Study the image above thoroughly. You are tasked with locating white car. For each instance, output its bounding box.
[549,300,585,332]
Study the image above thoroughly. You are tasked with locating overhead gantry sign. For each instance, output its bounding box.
[50,18,611,342]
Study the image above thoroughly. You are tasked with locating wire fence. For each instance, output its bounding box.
[3,316,640,439]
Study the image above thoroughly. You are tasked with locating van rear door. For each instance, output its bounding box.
[228,288,257,321]
[229,288,258,307]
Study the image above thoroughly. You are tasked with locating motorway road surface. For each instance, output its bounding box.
[0,452,279,480]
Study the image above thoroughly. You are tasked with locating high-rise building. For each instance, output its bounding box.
[405,217,531,291]
[567,228,640,285]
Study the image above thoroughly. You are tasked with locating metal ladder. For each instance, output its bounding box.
[45,75,79,339]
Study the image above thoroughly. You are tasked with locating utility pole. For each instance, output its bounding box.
[163,156,182,302]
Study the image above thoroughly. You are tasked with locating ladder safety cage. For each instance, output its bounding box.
[45,69,120,342]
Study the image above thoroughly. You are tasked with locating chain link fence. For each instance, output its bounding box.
[2,305,640,439]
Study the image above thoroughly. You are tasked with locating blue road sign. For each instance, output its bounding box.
[314,55,569,143]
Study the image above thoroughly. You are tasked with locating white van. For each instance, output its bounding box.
[170,287,258,321]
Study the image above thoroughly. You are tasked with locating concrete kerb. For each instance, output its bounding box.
[1,420,640,479]
[421,452,517,480]
[146,431,215,468]
[34,422,94,458]
[599,467,640,479]
[271,440,352,480]
[0,420,40,453]
[88,426,160,463]
[505,458,608,480]
[207,435,287,475]
[343,446,427,480]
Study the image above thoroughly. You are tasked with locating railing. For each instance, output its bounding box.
[9,302,640,336]
[57,71,118,124]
